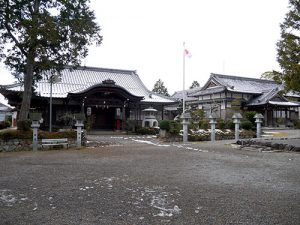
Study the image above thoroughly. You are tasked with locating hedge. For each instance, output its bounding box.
[0,129,76,141]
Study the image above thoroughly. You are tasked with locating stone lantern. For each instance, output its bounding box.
[209,115,217,142]
[181,112,191,143]
[142,107,158,128]
[30,112,42,151]
[74,113,85,148]
[254,113,264,138]
[232,113,242,142]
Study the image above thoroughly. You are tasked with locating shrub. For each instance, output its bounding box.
[199,119,209,129]
[216,119,226,129]
[241,120,254,130]
[125,120,137,132]
[85,115,95,131]
[159,120,170,131]
[136,127,158,135]
[0,129,76,141]
[276,118,285,125]
[169,121,181,135]
[0,120,11,129]
[57,113,74,126]
[38,130,76,139]
[187,129,255,142]
[243,111,256,127]
[0,130,32,141]
[188,133,210,141]
[190,109,205,130]
[225,120,235,130]
[293,119,300,129]
[240,129,255,138]
[17,120,32,131]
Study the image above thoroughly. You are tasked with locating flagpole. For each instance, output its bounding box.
[181,42,190,143]
[182,42,186,114]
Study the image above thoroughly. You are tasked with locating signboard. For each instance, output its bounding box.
[116,108,121,117]
[87,107,92,116]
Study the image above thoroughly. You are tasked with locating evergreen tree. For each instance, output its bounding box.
[0,0,102,120]
[189,80,200,89]
[152,79,170,96]
[277,0,300,91]
[260,71,283,84]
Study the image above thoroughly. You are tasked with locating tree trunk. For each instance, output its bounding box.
[19,57,34,120]
[18,0,40,121]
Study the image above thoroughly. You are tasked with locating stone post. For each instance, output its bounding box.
[181,112,191,143]
[74,113,85,148]
[30,113,42,151]
[254,113,264,138]
[209,115,216,142]
[232,113,242,142]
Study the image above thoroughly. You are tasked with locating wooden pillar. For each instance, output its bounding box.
[264,108,268,127]
[122,106,126,130]
[81,98,85,114]
[271,109,274,127]
[285,108,288,126]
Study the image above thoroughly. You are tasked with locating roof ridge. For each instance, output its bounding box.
[0,83,22,88]
[65,65,137,74]
[211,73,277,83]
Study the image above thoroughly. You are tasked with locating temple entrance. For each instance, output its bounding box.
[68,79,144,130]
[92,107,115,130]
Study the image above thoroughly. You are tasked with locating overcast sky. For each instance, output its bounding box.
[0,0,289,99]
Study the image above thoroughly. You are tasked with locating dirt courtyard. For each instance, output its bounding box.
[1,136,299,225]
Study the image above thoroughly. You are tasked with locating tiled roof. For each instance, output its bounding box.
[0,102,12,112]
[181,73,299,107]
[211,73,282,93]
[268,101,300,106]
[285,91,300,98]
[188,73,286,104]
[2,66,176,104]
[247,88,300,107]
[247,88,280,106]
[171,87,200,101]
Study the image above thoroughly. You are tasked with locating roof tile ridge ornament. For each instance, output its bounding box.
[67,65,136,74]
[102,79,116,85]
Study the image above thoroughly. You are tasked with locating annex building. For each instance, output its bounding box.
[185,73,300,127]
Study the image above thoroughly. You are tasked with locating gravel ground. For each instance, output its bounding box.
[0,135,299,225]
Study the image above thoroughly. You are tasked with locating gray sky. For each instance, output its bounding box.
[0,0,289,100]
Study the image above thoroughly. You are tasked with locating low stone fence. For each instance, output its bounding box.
[0,139,78,152]
[237,139,300,152]
[0,139,32,152]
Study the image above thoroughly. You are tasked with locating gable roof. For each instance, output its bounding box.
[1,66,176,104]
[189,73,283,97]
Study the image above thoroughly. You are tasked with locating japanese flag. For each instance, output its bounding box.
[184,49,192,58]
